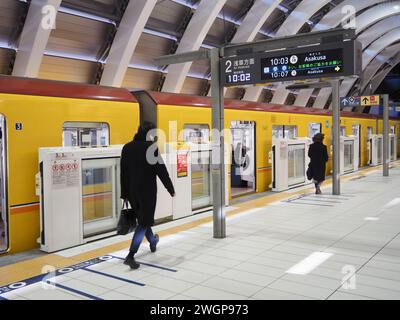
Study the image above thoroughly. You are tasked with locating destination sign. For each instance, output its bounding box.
[260,49,343,81]
[221,41,361,87]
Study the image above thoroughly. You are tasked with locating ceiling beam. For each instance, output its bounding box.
[12,0,61,78]
[100,0,157,87]
[161,0,227,93]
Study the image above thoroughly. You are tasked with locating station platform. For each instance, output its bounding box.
[1,163,400,300]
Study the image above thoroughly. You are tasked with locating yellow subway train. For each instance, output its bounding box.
[0,75,398,255]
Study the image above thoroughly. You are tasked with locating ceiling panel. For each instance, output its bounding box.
[0,0,25,46]
[223,0,252,22]
[147,0,189,33]
[0,48,13,75]
[188,58,210,78]
[181,77,207,95]
[225,87,243,100]
[130,33,174,68]
[122,68,160,90]
[46,12,112,60]
[260,7,285,35]
[39,55,97,83]
[205,18,236,46]
[94,0,117,5]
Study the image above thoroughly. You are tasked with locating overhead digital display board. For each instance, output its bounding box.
[221,41,361,87]
[260,48,343,81]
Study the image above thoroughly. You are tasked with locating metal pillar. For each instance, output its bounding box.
[210,48,226,238]
[382,94,389,176]
[331,80,341,195]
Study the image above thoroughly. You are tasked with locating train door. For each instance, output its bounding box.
[0,115,8,253]
[230,121,256,197]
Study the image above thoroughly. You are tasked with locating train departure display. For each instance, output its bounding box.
[221,41,361,87]
[260,49,343,81]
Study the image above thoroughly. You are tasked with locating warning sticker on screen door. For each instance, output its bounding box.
[52,159,80,188]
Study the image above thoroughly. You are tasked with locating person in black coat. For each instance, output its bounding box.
[121,121,175,269]
[307,133,329,194]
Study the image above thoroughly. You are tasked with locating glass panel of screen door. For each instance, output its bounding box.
[376,137,383,164]
[81,158,120,238]
[288,144,305,186]
[344,140,354,172]
[191,149,212,210]
[390,136,395,161]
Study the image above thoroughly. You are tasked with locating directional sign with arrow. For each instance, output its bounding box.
[340,96,361,108]
[361,95,380,106]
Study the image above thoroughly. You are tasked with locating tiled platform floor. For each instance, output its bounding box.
[1,165,400,300]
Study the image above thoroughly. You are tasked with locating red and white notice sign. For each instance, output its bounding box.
[52,159,80,188]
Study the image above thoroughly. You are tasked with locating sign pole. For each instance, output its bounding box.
[211,47,226,238]
[383,94,389,177]
[331,79,341,195]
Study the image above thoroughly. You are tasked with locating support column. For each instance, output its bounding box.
[331,80,341,195]
[210,48,225,238]
[383,94,389,176]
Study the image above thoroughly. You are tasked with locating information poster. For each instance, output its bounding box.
[177,152,188,178]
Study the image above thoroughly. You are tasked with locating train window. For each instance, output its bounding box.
[272,125,284,138]
[308,123,322,138]
[340,126,346,136]
[367,127,373,139]
[0,114,8,252]
[183,124,210,144]
[63,122,109,147]
[390,126,395,135]
[272,125,297,139]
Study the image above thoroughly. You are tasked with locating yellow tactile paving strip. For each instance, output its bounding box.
[0,162,398,287]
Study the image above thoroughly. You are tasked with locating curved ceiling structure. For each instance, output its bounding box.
[361,43,400,94]
[369,53,400,93]
[1,0,399,107]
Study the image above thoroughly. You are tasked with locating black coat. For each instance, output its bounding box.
[307,142,329,183]
[120,134,175,227]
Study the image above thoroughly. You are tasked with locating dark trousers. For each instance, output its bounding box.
[129,224,156,255]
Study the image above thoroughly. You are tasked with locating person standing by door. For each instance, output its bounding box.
[120,121,175,269]
[307,133,329,194]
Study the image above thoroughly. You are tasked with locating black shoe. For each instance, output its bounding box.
[150,234,159,253]
[124,255,140,269]
[316,188,322,195]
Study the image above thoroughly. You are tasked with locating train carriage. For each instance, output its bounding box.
[0,75,399,255]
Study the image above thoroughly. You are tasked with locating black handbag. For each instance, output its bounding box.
[117,200,137,235]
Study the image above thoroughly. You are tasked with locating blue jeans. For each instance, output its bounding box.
[129,225,156,255]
